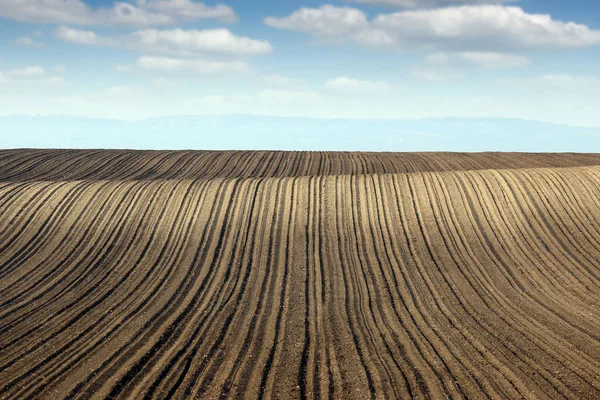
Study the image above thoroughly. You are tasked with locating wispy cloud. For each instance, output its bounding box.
[539,74,600,90]
[0,65,66,85]
[134,56,252,74]
[425,52,531,68]
[325,77,391,92]
[410,67,461,82]
[56,25,111,45]
[14,36,42,47]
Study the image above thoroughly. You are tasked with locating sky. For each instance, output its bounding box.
[0,0,599,127]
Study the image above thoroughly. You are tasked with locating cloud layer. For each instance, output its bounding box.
[425,51,531,68]
[265,6,368,37]
[0,0,235,27]
[135,56,251,74]
[132,28,273,56]
[346,0,519,9]
[266,5,600,51]
[0,65,66,85]
[325,77,390,92]
[56,26,273,58]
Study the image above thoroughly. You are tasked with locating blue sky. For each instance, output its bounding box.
[0,0,599,126]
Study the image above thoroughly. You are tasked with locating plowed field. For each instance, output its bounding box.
[1,150,599,399]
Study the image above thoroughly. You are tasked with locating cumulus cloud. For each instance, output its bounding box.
[325,77,390,92]
[56,27,273,57]
[346,0,519,9]
[0,0,236,27]
[425,52,531,68]
[131,28,273,56]
[56,26,106,45]
[135,0,236,22]
[265,6,368,38]
[372,6,600,49]
[266,5,600,51]
[135,56,251,74]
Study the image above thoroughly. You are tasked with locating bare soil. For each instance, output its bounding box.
[0,150,599,399]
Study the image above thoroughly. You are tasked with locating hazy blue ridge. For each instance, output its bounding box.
[1,115,599,152]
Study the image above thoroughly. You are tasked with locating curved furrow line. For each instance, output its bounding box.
[1,151,599,399]
[440,172,600,367]
[0,180,171,397]
[23,180,208,399]
[425,172,600,396]
[84,179,237,397]
[58,179,219,398]
[407,174,538,398]
[460,171,600,337]
[0,181,153,346]
[0,180,123,326]
[178,179,286,398]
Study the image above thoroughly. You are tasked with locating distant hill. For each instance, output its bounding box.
[1,114,598,152]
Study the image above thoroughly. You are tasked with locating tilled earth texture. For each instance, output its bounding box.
[1,150,600,399]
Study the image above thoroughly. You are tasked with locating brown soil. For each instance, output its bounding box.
[0,150,599,399]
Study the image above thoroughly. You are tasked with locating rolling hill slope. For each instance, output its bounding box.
[0,150,599,399]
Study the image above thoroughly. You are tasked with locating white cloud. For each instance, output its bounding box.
[410,67,461,82]
[352,28,398,47]
[15,37,39,46]
[373,6,600,50]
[56,26,104,45]
[131,28,273,56]
[265,5,368,38]
[425,51,531,68]
[106,2,173,26]
[253,89,325,105]
[54,65,67,74]
[539,74,600,90]
[135,0,236,23]
[346,0,519,9]
[10,66,47,78]
[0,0,236,27]
[0,65,66,85]
[325,77,390,92]
[56,27,273,57]
[135,56,251,74]
[266,5,600,51]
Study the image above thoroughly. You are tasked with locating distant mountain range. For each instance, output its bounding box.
[1,115,598,152]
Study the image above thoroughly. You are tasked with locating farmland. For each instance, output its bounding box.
[0,150,599,399]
